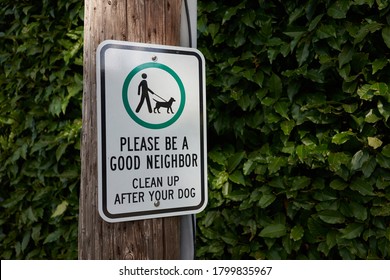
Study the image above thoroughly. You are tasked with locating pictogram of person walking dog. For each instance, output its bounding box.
[135,73,176,114]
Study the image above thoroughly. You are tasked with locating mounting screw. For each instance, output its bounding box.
[152,55,158,62]
[154,200,160,207]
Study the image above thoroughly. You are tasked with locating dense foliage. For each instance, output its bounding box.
[1,0,390,260]
[197,0,390,259]
[0,0,83,259]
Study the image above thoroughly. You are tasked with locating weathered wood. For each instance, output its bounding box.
[79,0,182,260]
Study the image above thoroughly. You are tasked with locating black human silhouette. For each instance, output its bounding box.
[135,73,155,113]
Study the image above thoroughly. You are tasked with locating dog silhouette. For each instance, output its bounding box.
[153,97,176,113]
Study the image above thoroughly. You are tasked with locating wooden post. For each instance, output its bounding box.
[79,0,182,259]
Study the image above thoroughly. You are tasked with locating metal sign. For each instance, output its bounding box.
[96,40,207,222]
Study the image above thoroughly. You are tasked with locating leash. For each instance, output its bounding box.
[152,92,167,102]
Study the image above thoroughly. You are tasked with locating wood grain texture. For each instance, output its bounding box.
[79,0,181,260]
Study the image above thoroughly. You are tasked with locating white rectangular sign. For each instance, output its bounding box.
[96,40,207,222]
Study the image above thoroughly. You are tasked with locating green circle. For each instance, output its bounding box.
[122,62,185,129]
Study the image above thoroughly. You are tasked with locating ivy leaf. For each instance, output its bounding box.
[221,231,238,246]
[267,156,287,174]
[49,96,63,116]
[56,143,68,162]
[268,73,282,96]
[351,150,370,171]
[229,170,246,186]
[208,149,227,166]
[280,120,295,136]
[21,232,30,252]
[31,225,41,243]
[316,24,336,39]
[381,144,390,157]
[338,45,354,68]
[328,152,351,171]
[275,101,290,119]
[227,151,245,173]
[226,189,249,201]
[332,131,354,144]
[377,154,390,169]
[203,211,219,227]
[290,225,304,241]
[381,26,390,49]
[370,82,388,97]
[372,58,388,74]
[291,176,311,191]
[246,220,258,241]
[214,171,229,189]
[308,14,324,31]
[51,201,69,218]
[377,100,390,121]
[362,157,377,178]
[367,137,382,149]
[222,3,245,24]
[350,202,368,221]
[259,224,286,238]
[353,21,382,44]
[342,103,358,113]
[357,84,374,100]
[350,178,374,196]
[253,71,264,87]
[297,41,310,66]
[340,223,364,239]
[222,181,231,196]
[43,229,63,244]
[241,10,256,28]
[326,230,338,250]
[330,178,348,190]
[365,109,381,123]
[243,159,254,175]
[208,23,220,39]
[258,194,276,209]
[327,0,350,19]
[318,210,345,224]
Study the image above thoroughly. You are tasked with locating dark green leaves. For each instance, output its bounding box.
[0,0,82,259]
[198,0,390,260]
[4,0,390,261]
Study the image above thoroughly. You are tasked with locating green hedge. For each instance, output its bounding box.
[196,0,390,259]
[0,0,83,259]
[1,0,390,260]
